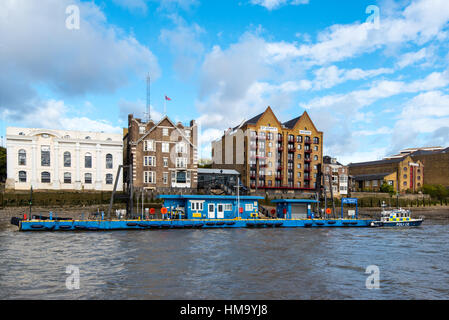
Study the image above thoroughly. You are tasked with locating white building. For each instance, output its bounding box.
[6,127,123,191]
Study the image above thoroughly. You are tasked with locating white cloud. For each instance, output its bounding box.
[250,0,309,11]
[0,0,160,121]
[159,16,205,79]
[304,68,449,111]
[396,48,429,68]
[18,100,122,133]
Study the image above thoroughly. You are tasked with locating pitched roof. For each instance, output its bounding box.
[348,157,405,167]
[282,116,301,129]
[352,172,395,181]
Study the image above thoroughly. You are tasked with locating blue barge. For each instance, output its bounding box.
[13,195,375,231]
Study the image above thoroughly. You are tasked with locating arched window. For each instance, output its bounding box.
[313,137,319,144]
[64,152,71,167]
[85,153,92,168]
[106,154,113,169]
[18,149,26,166]
[64,172,71,184]
[19,171,27,182]
[84,173,92,184]
[41,172,51,183]
[314,155,318,161]
[106,174,113,185]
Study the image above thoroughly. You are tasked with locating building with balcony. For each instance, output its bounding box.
[124,114,198,190]
[5,127,123,191]
[211,106,323,192]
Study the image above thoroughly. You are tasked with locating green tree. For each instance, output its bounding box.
[0,147,6,182]
[380,181,395,196]
[422,184,449,201]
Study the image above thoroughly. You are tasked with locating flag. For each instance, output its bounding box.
[165,95,172,101]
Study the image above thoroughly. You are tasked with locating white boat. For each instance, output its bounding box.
[370,202,423,227]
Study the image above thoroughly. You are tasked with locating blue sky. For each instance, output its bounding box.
[1,0,449,164]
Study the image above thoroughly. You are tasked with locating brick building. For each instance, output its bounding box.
[348,155,423,193]
[211,106,323,192]
[124,115,198,190]
[386,147,449,187]
[323,156,349,198]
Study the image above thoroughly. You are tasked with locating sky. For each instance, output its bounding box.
[1,0,449,164]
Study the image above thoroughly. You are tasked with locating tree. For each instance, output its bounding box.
[422,184,449,201]
[380,181,395,196]
[0,147,6,182]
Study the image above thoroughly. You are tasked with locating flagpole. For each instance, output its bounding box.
[164,95,166,115]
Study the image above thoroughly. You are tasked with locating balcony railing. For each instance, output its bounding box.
[277,146,284,152]
[304,158,312,162]
[288,148,296,153]
[304,149,312,153]
[275,176,283,180]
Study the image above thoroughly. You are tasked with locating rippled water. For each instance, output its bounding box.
[0,220,448,299]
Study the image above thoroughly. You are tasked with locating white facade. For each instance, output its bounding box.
[6,127,123,191]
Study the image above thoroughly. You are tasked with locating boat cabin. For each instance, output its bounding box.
[381,208,412,222]
[158,195,264,220]
[271,199,319,219]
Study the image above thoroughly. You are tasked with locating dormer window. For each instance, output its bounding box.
[85,136,91,140]
[19,132,25,136]
[64,135,70,139]
[42,134,49,138]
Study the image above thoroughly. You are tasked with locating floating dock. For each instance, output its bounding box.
[12,195,375,231]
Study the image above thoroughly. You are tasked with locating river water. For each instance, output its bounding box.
[0,219,448,300]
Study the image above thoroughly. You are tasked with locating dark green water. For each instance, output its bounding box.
[0,220,448,299]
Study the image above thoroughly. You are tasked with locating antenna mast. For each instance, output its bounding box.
[146,73,151,122]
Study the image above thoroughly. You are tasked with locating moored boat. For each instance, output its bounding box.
[370,204,423,227]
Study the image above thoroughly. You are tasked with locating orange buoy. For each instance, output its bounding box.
[150,208,155,215]
[161,207,168,214]
[326,208,332,215]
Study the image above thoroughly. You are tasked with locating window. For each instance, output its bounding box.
[162,142,170,153]
[297,172,301,178]
[85,136,91,140]
[85,173,92,184]
[185,130,191,137]
[41,146,50,166]
[163,157,169,167]
[64,172,71,184]
[297,154,301,160]
[64,135,70,139]
[372,180,378,187]
[314,155,318,161]
[297,135,302,143]
[297,163,301,169]
[106,174,113,185]
[144,156,156,166]
[64,152,71,167]
[41,171,50,183]
[144,171,155,184]
[297,182,302,188]
[144,140,154,151]
[176,142,186,153]
[314,146,318,151]
[139,126,146,134]
[245,204,253,211]
[313,137,319,144]
[403,181,407,186]
[19,171,27,182]
[163,172,168,184]
[224,204,232,211]
[18,149,26,166]
[297,144,302,150]
[106,154,113,169]
[85,153,92,168]
[403,167,407,171]
[162,128,169,136]
[403,174,407,179]
[176,157,187,168]
[191,201,204,211]
[176,171,187,183]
